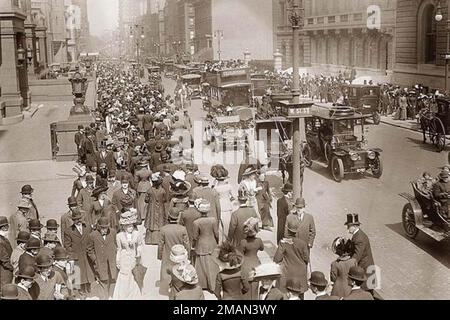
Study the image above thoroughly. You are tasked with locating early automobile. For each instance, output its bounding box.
[181,74,202,99]
[399,181,450,241]
[303,103,383,182]
[205,115,248,153]
[251,73,270,98]
[342,84,382,125]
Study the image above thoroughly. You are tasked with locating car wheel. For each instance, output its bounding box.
[302,143,313,168]
[331,156,344,182]
[372,156,383,179]
[402,203,419,239]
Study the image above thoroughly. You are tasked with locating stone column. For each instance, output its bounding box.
[25,23,37,75]
[244,50,251,65]
[274,49,283,72]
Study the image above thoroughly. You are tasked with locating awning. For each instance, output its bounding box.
[181,74,201,80]
[220,82,252,89]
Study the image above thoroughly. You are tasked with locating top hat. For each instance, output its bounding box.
[67,196,78,207]
[344,213,361,226]
[282,183,293,193]
[35,253,54,268]
[309,271,328,287]
[26,238,41,250]
[28,219,43,230]
[53,246,69,261]
[97,217,110,228]
[348,266,367,282]
[172,264,199,285]
[17,199,32,209]
[45,219,59,230]
[0,216,8,228]
[21,185,34,194]
[100,139,108,148]
[0,284,19,300]
[169,244,189,264]
[294,198,306,209]
[16,231,30,244]
[16,265,36,280]
[43,232,60,243]
[92,186,108,199]
[238,190,248,202]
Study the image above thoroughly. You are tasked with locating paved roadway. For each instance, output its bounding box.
[0,74,449,299]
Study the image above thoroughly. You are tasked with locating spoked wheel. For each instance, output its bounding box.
[402,203,419,239]
[371,156,383,179]
[331,156,344,183]
[302,143,313,168]
[430,117,447,152]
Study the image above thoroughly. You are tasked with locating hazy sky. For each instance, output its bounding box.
[87,0,119,37]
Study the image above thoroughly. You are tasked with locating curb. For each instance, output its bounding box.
[380,119,421,134]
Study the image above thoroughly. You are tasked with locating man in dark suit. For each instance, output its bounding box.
[179,194,201,261]
[18,238,41,272]
[64,209,95,295]
[112,177,137,213]
[228,193,258,250]
[142,110,154,141]
[284,198,316,249]
[87,217,117,300]
[343,266,374,300]
[74,125,85,164]
[433,171,450,218]
[0,217,13,291]
[192,175,222,226]
[94,140,117,178]
[277,183,293,244]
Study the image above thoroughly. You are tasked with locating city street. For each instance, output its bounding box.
[1,74,449,300]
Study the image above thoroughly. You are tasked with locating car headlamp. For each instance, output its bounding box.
[368,151,376,160]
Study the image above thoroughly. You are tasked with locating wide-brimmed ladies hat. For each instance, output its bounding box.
[242,167,257,177]
[172,264,199,285]
[212,244,244,270]
[92,186,108,199]
[170,244,189,264]
[43,232,60,243]
[170,180,191,196]
[119,210,137,225]
[243,217,260,237]
[195,199,211,214]
[252,263,282,280]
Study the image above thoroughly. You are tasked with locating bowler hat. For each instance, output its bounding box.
[348,266,367,282]
[439,171,449,179]
[0,284,19,300]
[286,278,304,293]
[168,208,181,221]
[0,216,8,228]
[294,198,306,208]
[43,232,60,243]
[71,209,84,221]
[28,219,43,230]
[17,199,32,209]
[344,213,361,226]
[282,183,293,193]
[35,253,53,268]
[286,219,300,234]
[86,175,95,183]
[45,219,59,230]
[16,231,30,244]
[67,196,78,207]
[53,246,69,261]
[97,217,110,228]
[21,185,34,194]
[26,238,41,250]
[16,266,35,280]
[309,271,328,287]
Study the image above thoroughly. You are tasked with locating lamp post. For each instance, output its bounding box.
[436,0,450,94]
[17,44,26,68]
[69,71,89,115]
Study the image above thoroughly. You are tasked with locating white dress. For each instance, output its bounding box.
[113,231,144,300]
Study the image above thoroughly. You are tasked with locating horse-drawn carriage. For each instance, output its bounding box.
[342,84,382,125]
[419,96,449,152]
[399,181,450,241]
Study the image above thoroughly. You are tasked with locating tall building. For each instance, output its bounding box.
[192,0,275,61]
[392,0,449,90]
[70,0,90,53]
[119,0,146,57]
[288,0,397,79]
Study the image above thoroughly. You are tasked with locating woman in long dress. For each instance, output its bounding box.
[330,237,357,298]
[135,160,152,224]
[212,166,234,237]
[240,217,264,300]
[144,174,167,245]
[192,200,219,292]
[256,173,273,230]
[113,210,144,300]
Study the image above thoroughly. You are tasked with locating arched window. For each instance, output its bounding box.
[419,2,438,64]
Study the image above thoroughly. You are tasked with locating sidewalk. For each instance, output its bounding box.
[380,116,422,133]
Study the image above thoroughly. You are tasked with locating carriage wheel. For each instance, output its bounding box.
[331,156,344,183]
[433,118,446,152]
[402,203,419,239]
[371,156,383,179]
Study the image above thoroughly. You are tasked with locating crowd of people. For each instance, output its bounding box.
[0,61,381,301]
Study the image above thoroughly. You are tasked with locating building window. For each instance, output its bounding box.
[340,15,348,23]
[353,13,362,21]
[317,17,324,24]
[423,3,437,64]
[327,16,335,24]
[308,18,314,25]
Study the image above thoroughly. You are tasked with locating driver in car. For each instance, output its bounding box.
[318,122,333,155]
[433,171,450,219]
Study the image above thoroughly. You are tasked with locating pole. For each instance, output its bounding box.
[446,18,450,94]
[291,0,302,200]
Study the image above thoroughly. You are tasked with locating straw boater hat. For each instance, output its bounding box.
[252,262,282,280]
[195,199,211,214]
[169,244,189,264]
[172,263,199,285]
[119,210,137,226]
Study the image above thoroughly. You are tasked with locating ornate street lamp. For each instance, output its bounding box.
[17,44,26,68]
[69,72,89,115]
